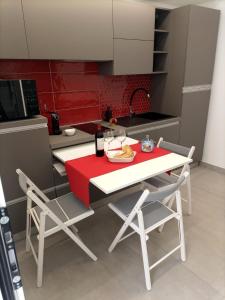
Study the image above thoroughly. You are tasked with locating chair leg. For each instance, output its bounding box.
[138,211,151,290]
[64,227,97,262]
[186,172,192,215]
[26,198,32,252]
[108,220,130,253]
[37,213,45,288]
[26,212,31,252]
[176,191,186,262]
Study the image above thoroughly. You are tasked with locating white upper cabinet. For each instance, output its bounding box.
[0,0,29,59]
[22,0,113,60]
[113,0,155,40]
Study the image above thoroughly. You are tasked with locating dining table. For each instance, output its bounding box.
[52,137,192,205]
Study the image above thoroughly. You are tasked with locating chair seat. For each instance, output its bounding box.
[132,201,174,229]
[32,192,93,232]
[110,192,174,230]
[145,173,177,189]
[110,190,148,217]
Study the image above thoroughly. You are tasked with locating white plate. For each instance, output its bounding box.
[106,150,136,163]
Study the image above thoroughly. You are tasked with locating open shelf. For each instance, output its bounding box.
[154,29,169,33]
[154,30,169,51]
[151,71,168,75]
[154,51,168,54]
[155,8,170,30]
[153,52,168,73]
[153,8,170,74]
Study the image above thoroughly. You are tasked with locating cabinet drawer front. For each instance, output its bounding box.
[22,0,113,60]
[114,39,153,75]
[179,91,210,161]
[128,122,180,144]
[113,0,155,40]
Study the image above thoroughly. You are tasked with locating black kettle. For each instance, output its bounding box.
[50,112,61,135]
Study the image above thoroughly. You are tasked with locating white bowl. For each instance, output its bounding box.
[106,150,136,163]
[64,128,76,136]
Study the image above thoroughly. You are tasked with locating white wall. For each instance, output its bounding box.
[200,0,225,169]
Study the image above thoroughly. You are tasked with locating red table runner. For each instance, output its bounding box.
[65,144,170,207]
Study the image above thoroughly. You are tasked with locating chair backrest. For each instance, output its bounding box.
[16,169,49,203]
[16,169,66,229]
[157,137,195,159]
[130,172,189,219]
[145,171,189,203]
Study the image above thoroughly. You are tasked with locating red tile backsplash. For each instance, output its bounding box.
[55,91,99,110]
[0,60,151,128]
[59,107,101,125]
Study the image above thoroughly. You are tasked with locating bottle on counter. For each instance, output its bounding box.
[95,125,104,157]
[103,106,112,122]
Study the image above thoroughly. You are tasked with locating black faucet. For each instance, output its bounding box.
[129,88,151,118]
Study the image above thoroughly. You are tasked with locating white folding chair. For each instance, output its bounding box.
[108,172,189,291]
[145,137,195,217]
[16,169,97,287]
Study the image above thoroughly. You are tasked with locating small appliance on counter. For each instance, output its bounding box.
[50,112,61,135]
[0,80,39,122]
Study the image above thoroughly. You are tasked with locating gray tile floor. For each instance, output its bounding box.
[16,166,225,300]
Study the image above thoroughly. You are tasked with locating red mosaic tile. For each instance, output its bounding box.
[0,59,152,127]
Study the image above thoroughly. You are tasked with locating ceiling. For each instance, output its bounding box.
[151,0,212,6]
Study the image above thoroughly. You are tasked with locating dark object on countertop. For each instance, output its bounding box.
[0,79,39,122]
[103,106,113,122]
[95,124,104,157]
[129,88,151,118]
[73,122,110,135]
[50,112,61,135]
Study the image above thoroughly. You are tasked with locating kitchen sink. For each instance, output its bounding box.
[116,112,175,127]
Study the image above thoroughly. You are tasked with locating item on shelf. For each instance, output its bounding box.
[141,135,155,152]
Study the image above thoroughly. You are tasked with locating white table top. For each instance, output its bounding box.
[90,153,192,194]
[52,137,139,163]
[52,138,192,195]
